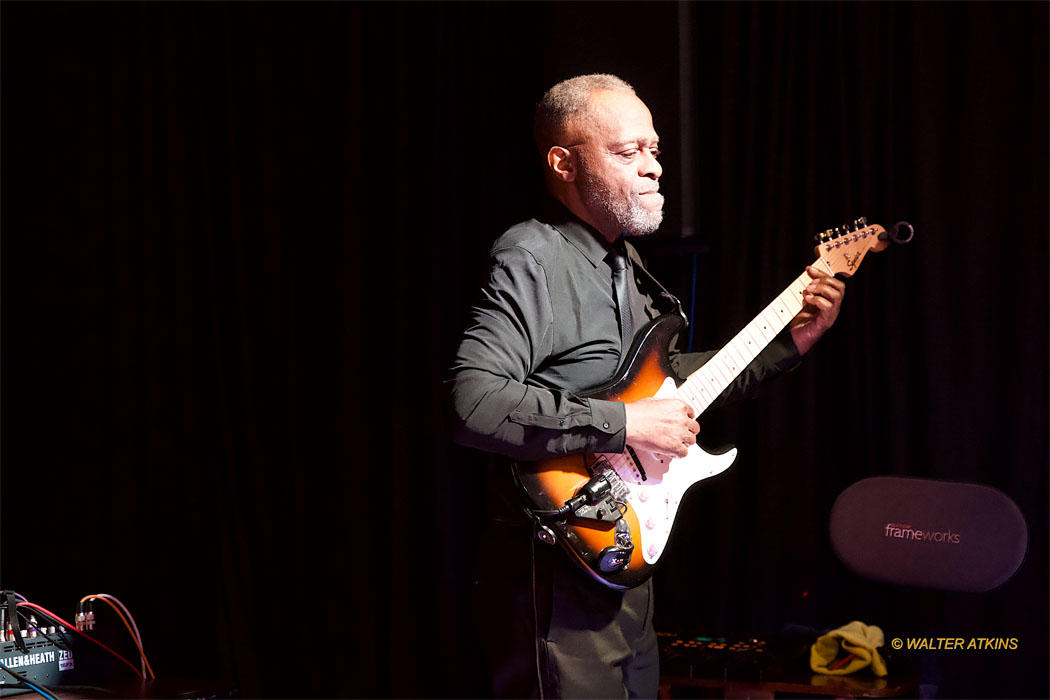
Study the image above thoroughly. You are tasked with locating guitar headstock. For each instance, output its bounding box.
[812,217,890,278]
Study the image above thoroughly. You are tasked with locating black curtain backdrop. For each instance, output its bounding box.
[3,2,1046,698]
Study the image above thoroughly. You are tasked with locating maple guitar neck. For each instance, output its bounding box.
[675,268,818,416]
[673,215,898,416]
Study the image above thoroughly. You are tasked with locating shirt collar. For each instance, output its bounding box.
[541,197,627,270]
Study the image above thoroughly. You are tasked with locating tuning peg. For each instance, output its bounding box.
[853,216,867,230]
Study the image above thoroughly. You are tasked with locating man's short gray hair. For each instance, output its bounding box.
[533,74,635,155]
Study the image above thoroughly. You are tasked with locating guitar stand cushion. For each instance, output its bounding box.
[829,476,1028,592]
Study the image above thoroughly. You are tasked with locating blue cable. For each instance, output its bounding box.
[20,679,60,700]
[0,660,61,700]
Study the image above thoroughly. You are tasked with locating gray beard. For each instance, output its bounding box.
[580,173,664,237]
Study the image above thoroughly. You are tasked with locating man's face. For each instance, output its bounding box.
[570,90,664,238]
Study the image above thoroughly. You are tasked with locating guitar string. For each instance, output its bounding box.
[600,266,826,477]
[607,233,870,472]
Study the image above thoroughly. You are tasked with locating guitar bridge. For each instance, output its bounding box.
[602,467,630,502]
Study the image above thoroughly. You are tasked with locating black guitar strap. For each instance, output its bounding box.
[624,244,689,326]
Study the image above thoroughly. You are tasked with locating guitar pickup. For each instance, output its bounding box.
[625,444,647,481]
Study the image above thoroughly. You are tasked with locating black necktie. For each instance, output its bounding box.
[608,242,634,353]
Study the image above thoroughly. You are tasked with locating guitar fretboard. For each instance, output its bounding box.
[675,271,814,416]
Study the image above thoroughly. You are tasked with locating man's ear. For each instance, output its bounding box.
[547,146,576,182]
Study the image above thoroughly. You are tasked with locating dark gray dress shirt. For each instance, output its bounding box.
[448,200,800,462]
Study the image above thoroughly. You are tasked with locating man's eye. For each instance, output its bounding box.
[650,149,661,159]
[619,150,639,159]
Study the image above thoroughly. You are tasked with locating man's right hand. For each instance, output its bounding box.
[623,397,700,459]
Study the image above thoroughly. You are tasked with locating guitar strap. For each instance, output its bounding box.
[624,243,689,326]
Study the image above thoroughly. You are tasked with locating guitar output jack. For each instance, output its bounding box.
[536,523,557,545]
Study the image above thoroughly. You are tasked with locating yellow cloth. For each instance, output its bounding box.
[810,620,888,677]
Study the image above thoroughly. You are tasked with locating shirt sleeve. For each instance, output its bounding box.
[446,245,626,461]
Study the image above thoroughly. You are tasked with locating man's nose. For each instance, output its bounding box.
[642,149,661,179]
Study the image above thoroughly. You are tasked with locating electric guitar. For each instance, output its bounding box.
[513,219,910,589]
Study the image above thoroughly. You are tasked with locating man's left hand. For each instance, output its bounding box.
[789,265,846,355]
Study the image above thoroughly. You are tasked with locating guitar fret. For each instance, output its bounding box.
[731,330,758,364]
[725,340,749,373]
[779,290,802,317]
[771,294,795,322]
[765,305,786,333]
[679,383,702,413]
[707,358,730,390]
[684,384,701,411]
[698,368,719,397]
[789,275,810,305]
[691,383,706,408]
[696,381,712,409]
[740,325,762,356]
[752,313,776,343]
[726,348,743,375]
[716,354,737,389]
[699,368,720,397]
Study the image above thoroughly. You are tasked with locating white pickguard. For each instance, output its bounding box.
[596,376,738,564]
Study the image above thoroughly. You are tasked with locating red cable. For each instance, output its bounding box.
[16,602,143,679]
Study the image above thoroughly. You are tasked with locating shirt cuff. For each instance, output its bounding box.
[763,329,803,373]
[587,398,627,454]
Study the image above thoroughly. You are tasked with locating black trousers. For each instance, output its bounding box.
[473,524,659,699]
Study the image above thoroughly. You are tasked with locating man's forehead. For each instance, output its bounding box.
[581,90,658,143]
